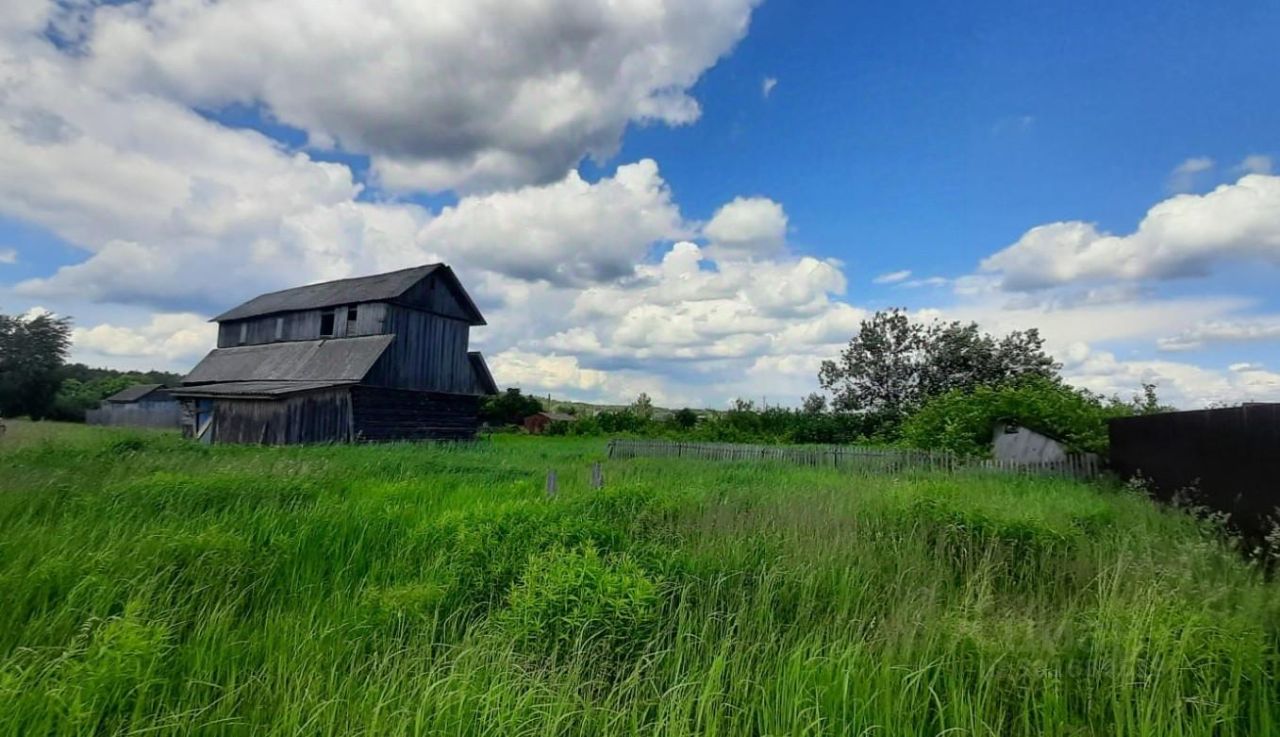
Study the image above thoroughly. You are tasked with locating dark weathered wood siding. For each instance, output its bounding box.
[211,389,353,444]
[392,272,478,322]
[351,386,480,441]
[363,305,473,393]
[217,303,389,347]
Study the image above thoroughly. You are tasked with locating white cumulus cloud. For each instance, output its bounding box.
[981,173,1280,290]
[702,196,788,259]
[77,0,760,192]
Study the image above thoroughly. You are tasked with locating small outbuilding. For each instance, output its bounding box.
[991,420,1069,463]
[86,384,181,428]
[524,411,577,434]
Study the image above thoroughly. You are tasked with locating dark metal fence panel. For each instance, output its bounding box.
[1109,405,1280,538]
[607,439,1101,480]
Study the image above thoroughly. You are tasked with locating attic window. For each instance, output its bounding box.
[347,305,358,325]
[238,323,247,345]
[319,310,335,337]
[275,317,284,340]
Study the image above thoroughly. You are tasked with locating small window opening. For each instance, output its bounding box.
[275,317,284,340]
[238,322,247,344]
[319,310,335,337]
[347,305,359,324]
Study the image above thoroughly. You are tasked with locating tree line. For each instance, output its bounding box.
[494,308,1168,455]
[3,307,1168,456]
[0,312,182,422]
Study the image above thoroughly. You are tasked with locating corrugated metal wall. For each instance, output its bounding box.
[1110,405,1280,540]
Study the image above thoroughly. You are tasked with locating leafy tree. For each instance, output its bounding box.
[630,392,654,420]
[1132,382,1171,415]
[671,407,698,429]
[0,312,72,420]
[819,308,1060,423]
[480,388,543,426]
[553,404,578,416]
[801,393,827,414]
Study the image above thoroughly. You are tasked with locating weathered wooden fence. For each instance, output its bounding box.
[607,439,1102,480]
[85,403,182,430]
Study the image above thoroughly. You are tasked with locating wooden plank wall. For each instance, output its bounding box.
[364,306,472,393]
[211,390,352,444]
[217,303,389,347]
[395,272,476,322]
[606,439,1103,480]
[351,387,480,441]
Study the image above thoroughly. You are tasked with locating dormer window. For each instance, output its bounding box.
[319,309,336,337]
[347,305,359,326]
[275,317,284,340]
[238,322,247,345]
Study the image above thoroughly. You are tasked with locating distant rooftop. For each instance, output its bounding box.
[103,384,167,403]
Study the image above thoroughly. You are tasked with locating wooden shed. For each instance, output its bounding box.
[172,264,499,444]
[991,420,1070,463]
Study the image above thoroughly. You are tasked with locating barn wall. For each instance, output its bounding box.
[363,305,472,393]
[1109,405,1280,539]
[217,303,389,347]
[393,272,475,322]
[211,389,352,444]
[351,386,480,441]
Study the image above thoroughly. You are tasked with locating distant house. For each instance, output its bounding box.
[86,384,181,428]
[171,264,499,444]
[991,420,1069,463]
[524,411,577,434]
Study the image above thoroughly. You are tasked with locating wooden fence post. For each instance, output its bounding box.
[590,462,604,490]
[546,469,558,498]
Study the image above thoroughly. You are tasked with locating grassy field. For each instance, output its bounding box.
[1,421,1277,736]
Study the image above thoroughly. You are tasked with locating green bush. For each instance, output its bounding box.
[495,544,661,664]
[900,378,1135,456]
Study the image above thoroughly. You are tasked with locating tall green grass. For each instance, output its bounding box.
[1,421,1277,736]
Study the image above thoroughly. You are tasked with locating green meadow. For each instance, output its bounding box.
[1,421,1277,736]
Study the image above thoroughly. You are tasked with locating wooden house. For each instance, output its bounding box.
[172,264,498,444]
[524,411,577,434]
[86,384,181,428]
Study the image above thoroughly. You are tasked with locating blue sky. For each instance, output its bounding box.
[1,0,1278,407]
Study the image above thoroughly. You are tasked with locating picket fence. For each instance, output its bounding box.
[606,438,1102,480]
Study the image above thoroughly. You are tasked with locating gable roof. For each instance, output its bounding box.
[104,384,167,403]
[468,352,499,395]
[211,264,486,325]
[182,335,394,385]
